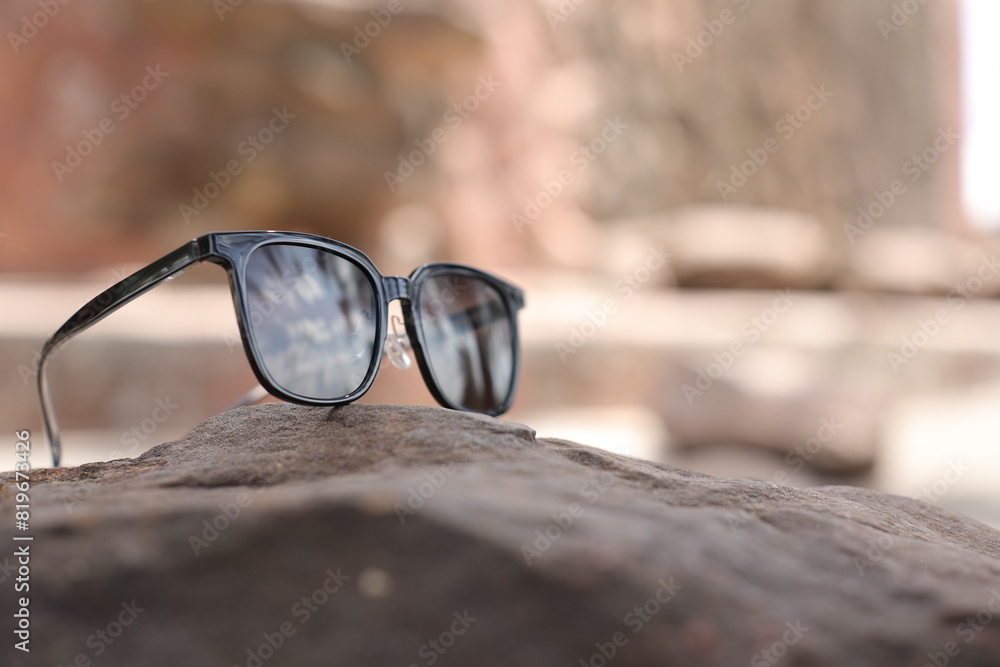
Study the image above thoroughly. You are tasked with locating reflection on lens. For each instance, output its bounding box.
[417,273,514,412]
[245,244,378,400]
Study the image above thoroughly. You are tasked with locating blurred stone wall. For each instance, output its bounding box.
[0,0,486,273]
[439,0,963,277]
[0,0,961,277]
[580,0,962,226]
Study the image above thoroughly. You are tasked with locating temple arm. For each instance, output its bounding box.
[38,240,204,467]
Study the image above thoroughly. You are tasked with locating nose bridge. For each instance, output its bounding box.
[383,276,410,302]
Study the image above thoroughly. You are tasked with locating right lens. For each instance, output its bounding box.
[416,272,515,412]
[244,243,379,401]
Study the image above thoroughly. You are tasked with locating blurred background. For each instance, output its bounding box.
[3,0,1000,524]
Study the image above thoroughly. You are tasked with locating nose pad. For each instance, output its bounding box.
[384,314,413,370]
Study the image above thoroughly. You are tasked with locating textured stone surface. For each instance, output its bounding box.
[4,403,1000,666]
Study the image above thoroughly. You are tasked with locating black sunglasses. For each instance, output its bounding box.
[37,231,525,466]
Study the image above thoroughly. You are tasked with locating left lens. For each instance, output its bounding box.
[244,243,378,401]
[416,272,515,413]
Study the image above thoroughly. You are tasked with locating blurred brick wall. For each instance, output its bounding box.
[0,0,485,273]
[0,0,961,275]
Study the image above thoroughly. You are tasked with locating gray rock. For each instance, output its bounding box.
[4,403,1000,666]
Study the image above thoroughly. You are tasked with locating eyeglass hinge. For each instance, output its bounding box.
[193,234,215,260]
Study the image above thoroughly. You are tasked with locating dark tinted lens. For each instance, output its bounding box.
[245,244,378,400]
[417,273,515,412]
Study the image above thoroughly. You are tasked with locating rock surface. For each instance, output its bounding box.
[4,403,1000,666]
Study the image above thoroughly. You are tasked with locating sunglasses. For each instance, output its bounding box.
[37,231,525,467]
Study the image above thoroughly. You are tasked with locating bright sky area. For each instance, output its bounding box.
[961,0,1000,229]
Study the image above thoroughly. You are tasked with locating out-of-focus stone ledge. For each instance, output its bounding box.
[10,275,1000,356]
[3,275,238,342]
[604,209,1000,296]
[517,271,1000,357]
